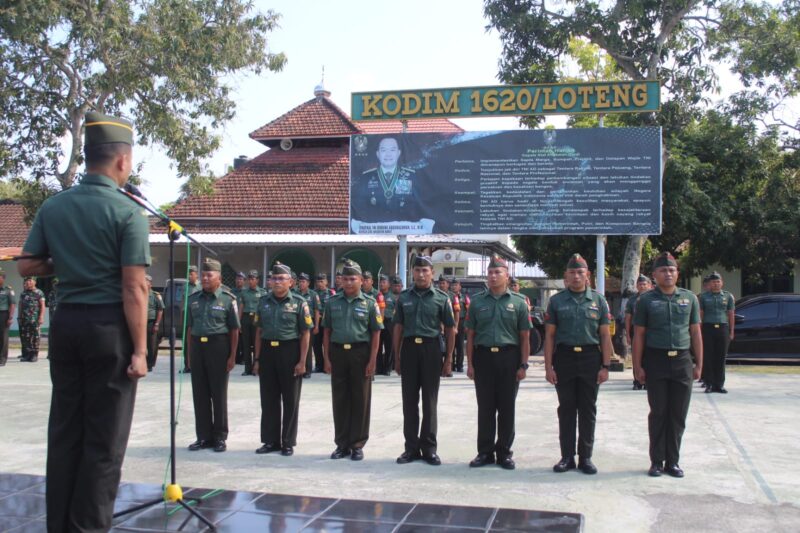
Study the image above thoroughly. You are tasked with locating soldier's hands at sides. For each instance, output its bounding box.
[596,367,609,385]
[467,365,474,380]
[545,368,558,385]
[441,357,453,378]
[634,367,646,383]
[253,360,260,376]
[293,361,305,377]
[226,356,235,373]
[127,353,147,380]
[323,359,331,374]
[365,359,376,378]
[394,360,401,376]
[516,368,527,382]
[692,365,701,381]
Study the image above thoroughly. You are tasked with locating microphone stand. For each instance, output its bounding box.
[112,184,217,531]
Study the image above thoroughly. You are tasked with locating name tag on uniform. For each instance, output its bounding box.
[343,344,352,350]
[200,337,208,343]
[271,341,280,347]
[667,350,678,357]
[415,337,423,344]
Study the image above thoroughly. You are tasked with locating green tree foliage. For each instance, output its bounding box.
[0,0,286,191]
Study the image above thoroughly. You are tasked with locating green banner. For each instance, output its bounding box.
[352,81,660,120]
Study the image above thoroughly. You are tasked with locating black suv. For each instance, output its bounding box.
[729,293,800,360]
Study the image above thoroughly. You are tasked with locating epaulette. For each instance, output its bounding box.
[433,287,450,298]
[221,288,237,300]
[510,291,527,302]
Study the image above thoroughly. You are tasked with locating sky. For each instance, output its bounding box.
[137,0,535,207]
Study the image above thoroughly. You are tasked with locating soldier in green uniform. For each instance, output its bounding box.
[334,270,344,293]
[314,273,336,373]
[633,252,703,478]
[19,111,150,531]
[322,259,383,461]
[145,275,165,371]
[544,254,614,475]
[240,269,267,376]
[699,272,735,394]
[465,256,532,470]
[377,274,396,375]
[625,274,653,390]
[253,262,312,456]
[437,274,460,377]
[18,277,46,362]
[232,271,246,365]
[295,272,320,379]
[362,271,379,299]
[450,278,467,373]
[0,270,16,366]
[186,258,240,453]
[393,256,455,465]
[179,265,202,374]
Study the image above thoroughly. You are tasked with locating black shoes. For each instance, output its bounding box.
[188,440,214,451]
[665,464,684,478]
[303,373,311,379]
[330,447,350,460]
[396,451,421,464]
[713,387,728,394]
[469,453,495,467]
[705,385,713,393]
[553,457,577,473]
[350,448,364,461]
[422,453,442,466]
[213,440,226,452]
[179,368,191,374]
[648,462,664,477]
[578,458,597,475]
[256,443,281,454]
[497,456,515,470]
[242,371,253,376]
[281,446,294,456]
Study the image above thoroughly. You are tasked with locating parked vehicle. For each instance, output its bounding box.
[728,293,800,361]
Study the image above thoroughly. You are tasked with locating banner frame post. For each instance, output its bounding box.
[596,113,606,295]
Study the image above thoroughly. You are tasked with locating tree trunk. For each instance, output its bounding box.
[621,235,647,295]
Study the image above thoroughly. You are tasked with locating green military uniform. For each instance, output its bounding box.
[322,260,383,458]
[0,278,16,366]
[187,260,241,449]
[313,274,336,372]
[633,253,700,474]
[465,257,532,466]
[18,284,45,362]
[231,272,246,364]
[146,286,165,370]
[254,267,312,454]
[22,111,152,532]
[393,262,455,463]
[452,283,467,372]
[545,254,611,468]
[296,275,321,377]
[240,271,267,376]
[698,275,735,392]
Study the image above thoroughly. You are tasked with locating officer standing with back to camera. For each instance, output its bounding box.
[19,111,150,531]
[18,276,46,362]
[322,259,383,461]
[186,258,240,453]
[313,273,336,372]
[544,254,614,475]
[633,252,702,478]
[253,262,312,457]
[466,256,532,470]
[240,269,267,376]
[0,270,16,367]
[699,271,735,394]
[145,275,164,372]
[393,256,455,466]
[625,274,653,390]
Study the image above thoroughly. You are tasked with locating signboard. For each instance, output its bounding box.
[351,81,660,121]
[349,128,662,236]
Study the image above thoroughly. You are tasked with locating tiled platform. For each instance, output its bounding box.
[0,473,582,532]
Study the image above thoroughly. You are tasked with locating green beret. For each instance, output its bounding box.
[390,275,402,284]
[316,273,328,281]
[341,259,362,276]
[236,271,245,279]
[378,274,389,282]
[202,259,221,272]
[248,269,259,278]
[272,262,291,276]
[363,271,373,280]
[708,271,722,281]
[488,256,508,269]
[566,253,588,270]
[84,111,133,147]
[298,272,310,281]
[652,252,678,269]
[413,256,433,268]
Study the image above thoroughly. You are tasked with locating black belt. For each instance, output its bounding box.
[556,344,600,353]
[404,335,439,345]
[262,338,298,347]
[332,342,368,350]
[192,333,228,343]
[59,302,123,311]
[476,345,516,353]
[703,323,728,329]
[646,347,690,358]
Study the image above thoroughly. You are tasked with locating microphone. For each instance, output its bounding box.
[123,182,144,198]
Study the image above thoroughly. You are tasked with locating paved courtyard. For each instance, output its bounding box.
[1,346,798,532]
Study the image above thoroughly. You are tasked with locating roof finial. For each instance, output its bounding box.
[314,66,331,99]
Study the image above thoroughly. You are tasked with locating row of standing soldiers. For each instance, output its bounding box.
[0,272,51,365]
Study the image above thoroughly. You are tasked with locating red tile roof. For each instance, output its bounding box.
[151,220,348,235]
[355,119,464,134]
[0,201,30,247]
[166,146,350,220]
[250,97,361,141]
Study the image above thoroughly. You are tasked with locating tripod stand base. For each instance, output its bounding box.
[165,483,183,502]
[113,487,217,531]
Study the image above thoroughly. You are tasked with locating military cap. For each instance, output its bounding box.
[335,270,343,276]
[247,269,259,278]
[316,273,328,281]
[702,274,711,283]
[341,259,362,276]
[653,252,678,269]
[379,273,389,282]
[298,272,311,281]
[437,274,448,282]
[363,271,373,280]
[145,274,153,282]
[413,255,433,268]
[272,262,291,276]
[449,278,460,285]
[509,277,519,285]
[235,271,245,279]
[84,111,133,147]
[390,275,402,284]
[488,255,508,269]
[188,266,198,273]
[566,253,588,270]
[708,271,722,281]
[24,276,34,281]
[636,274,651,284]
[202,258,221,272]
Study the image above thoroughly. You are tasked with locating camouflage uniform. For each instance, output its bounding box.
[19,287,45,361]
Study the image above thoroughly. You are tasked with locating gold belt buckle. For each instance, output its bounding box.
[714,324,720,329]
[667,350,678,357]
[200,337,208,343]
[490,347,500,353]
[270,341,279,347]
[573,346,583,353]
[414,337,423,344]
[343,343,352,350]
